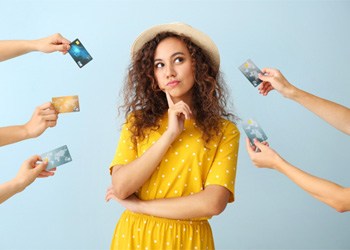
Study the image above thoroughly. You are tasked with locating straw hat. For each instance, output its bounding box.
[131,22,220,69]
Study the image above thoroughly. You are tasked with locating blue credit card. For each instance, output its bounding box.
[40,145,72,170]
[68,38,93,68]
[242,118,268,145]
[238,59,262,87]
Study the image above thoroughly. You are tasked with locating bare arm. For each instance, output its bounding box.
[0,33,70,62]
[111,130,176,199]
[0,156,55,204]
[106,185,231,219]
[0,102,58,147]
[246,138,350,212]
[258,68,350,135]
[290,89,350,135]
[0,179,25,204]
[112,91,192,199]
[0,125,29,147]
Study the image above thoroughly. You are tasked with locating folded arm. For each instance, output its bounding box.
[106,184,231,219]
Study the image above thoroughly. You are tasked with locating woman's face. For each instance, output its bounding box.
[154,37,195,104]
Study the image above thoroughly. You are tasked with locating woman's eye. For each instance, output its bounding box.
[174,57,184,63]
[155,62,164,68]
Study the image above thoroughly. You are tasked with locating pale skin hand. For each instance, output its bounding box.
[0,33,70,62]
[257,68,297,98]
[33,33,70,54]
[15,155,56,187]
[24,102,59,138]
[257,68,350,135]
[0,102,58,147]
[246,138,350,212]
[111,91,192,200]
[0,155,56,204]
[245,138,281,169]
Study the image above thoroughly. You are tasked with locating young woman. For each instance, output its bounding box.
[106,22,240,249]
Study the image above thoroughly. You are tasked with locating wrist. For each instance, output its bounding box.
[273,157,289,173]
[21,124,33,139]
[11,178,26,193]
[163,130,178,143]
[137,199,146,214]
[23,39,39,52]
[284,85,300,100]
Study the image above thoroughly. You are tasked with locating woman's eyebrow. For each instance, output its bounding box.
[154,52,185,62]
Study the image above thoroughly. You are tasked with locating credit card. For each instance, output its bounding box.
[68,38,93,68]
[238,59,262,87]
[52,95,80,113]
[40,145,72,170]
[242,118,268,145]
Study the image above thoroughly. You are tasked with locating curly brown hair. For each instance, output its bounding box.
[120,32,237,145]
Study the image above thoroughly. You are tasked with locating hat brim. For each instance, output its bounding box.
[131,22,220,69]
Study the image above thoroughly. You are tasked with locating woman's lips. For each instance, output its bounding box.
[166,80,180,87]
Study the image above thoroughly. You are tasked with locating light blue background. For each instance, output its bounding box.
[1,1,349,249]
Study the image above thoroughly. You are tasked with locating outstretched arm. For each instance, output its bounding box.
[0,33,70,62]
[0,155,55,204]
[258,68,350,135]
[246,138,350,213]
[0,102,58,147]
[106,185,230,219]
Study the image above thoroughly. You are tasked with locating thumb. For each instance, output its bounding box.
[254,139,268,151]
[245,137,255,154]
[34,160,48,174]
[258,72,272,82]
[54,34,71,45]
[54,44,70,52]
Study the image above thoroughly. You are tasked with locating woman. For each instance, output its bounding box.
[106,22,240,249]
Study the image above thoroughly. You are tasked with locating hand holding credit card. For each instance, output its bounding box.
[40,145,72,170]
[238,59,262,87]
[68,38,93,68]
[52,95,80,113]
[242,118,268,145]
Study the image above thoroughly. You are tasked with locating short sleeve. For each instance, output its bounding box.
[109,121,138,174]
[205,121,240,202]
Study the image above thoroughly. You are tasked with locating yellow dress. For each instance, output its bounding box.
[110,113,240,250]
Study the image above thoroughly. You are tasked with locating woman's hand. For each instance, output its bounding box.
[245,138,284,170]
[165,91,192,140]
[105,185,142,213]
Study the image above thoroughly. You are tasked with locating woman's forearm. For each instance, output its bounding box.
[0,40,37,62]
[0,179,23,204]
[276,160,350,212]
[0,125,29,147]
[134,185,230,220]
[112,131,175,199]
[290,88,350,135]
